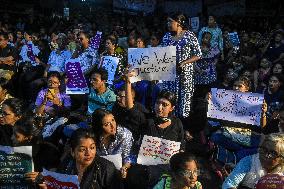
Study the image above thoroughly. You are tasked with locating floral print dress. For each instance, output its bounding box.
[161,31,202,117]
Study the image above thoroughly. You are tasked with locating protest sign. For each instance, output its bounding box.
[101,154,122,170]
[42,117,68,139]
[65,59,89,94]
[101,56,119,85]
[42,169,80,189]
[137,135,180,165]
[207,88,264,126]
[128,46,176,83]
[228,32,240,47]
[190,17,200,33]
[90,31,102,50]
[0,146,33,188]
[255,173,284,189]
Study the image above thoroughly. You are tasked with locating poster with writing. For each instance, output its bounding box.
[255,173,284,189]
[228,32,240,47]
[101,56,120,85]
[137,135,180,165]
[65,59,89,94]
[42,117,68,139]
[90,31,102,50]
[190,17,200,33]
[128,46,176,83]
[0,146,33,188]
[207,88,264,126]
[42,169,80,189]
[101,154,122,170]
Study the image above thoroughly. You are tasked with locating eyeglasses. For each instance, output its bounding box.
[48,80,60,85]
[0,111,12,117]
[259,146,283,159]
[179,169,200,177]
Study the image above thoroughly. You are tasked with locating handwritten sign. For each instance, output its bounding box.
[137,135,180,165]
[255,173,284,189]
[101,154,122,170]
[128,46,176,83]
[207,88,264,126]
[228,32,240,47]
[42,169,80,189]
[190,17,200,33]
[90,31,102,50]
[101,56,119,85]
[65,59,89,94]
[0,146,33,188]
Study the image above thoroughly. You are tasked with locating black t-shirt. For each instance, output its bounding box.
[0,44,18,71]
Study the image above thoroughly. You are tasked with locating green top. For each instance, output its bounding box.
[153,174,202,189]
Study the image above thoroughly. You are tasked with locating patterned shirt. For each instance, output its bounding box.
[88,87,116,114]
[19,41,40,66]
[78,47,99,73]
[97,126,135,164]
[48,49,72,73]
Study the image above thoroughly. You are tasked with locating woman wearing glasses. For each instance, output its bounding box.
[35,71,71,116]
[222,133,284,189]
[153,152,202,189]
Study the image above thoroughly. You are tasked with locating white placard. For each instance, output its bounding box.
[207,88,264,126]
[101,154,122,170]
[101,56,120,85]
[42,117,68,139]
[128,46,176,83]
[137,135,180,165]
[42,169,80,189]
[190,17,199,33]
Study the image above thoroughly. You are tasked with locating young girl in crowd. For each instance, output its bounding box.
[154,152,203,189]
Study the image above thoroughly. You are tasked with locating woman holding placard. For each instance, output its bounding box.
[161,13,202,118]
[91,108,134,179]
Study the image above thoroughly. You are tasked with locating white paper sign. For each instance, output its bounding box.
[207,88,264,126]
[101,56,120,85]
[128,46,176,83]
[137,135,180,165]
[42,169,80,189]
[42,117,68,139]
[101,154,122,170]
[190,17,199,33]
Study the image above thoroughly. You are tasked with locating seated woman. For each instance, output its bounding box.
[35,71,71,116]
[210,76,267,165]
[153,152,203,189]
[0,98,24,145]
[59,128,120,189]
[143,89,185,150]
[222,133,284,189]
[92,108,134,178]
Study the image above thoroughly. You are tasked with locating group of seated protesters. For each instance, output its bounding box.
[0,11,283,189]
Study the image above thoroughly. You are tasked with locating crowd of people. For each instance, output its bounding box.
[0,7,283,189]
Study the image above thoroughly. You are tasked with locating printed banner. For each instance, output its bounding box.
[101,56,119,85]
[228,32,240,47]
[190,17,200,33]
[113,0,156,14]
[207,88,264,126]
[255,173,284,189]
[128,46,176,83]
[42,118,68,139]
[65,59,89,94]
[137,135,180,165]
[42,169,80,189]
[101,154,122,170]
[90,31,102,50]
[0,146,33,188]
